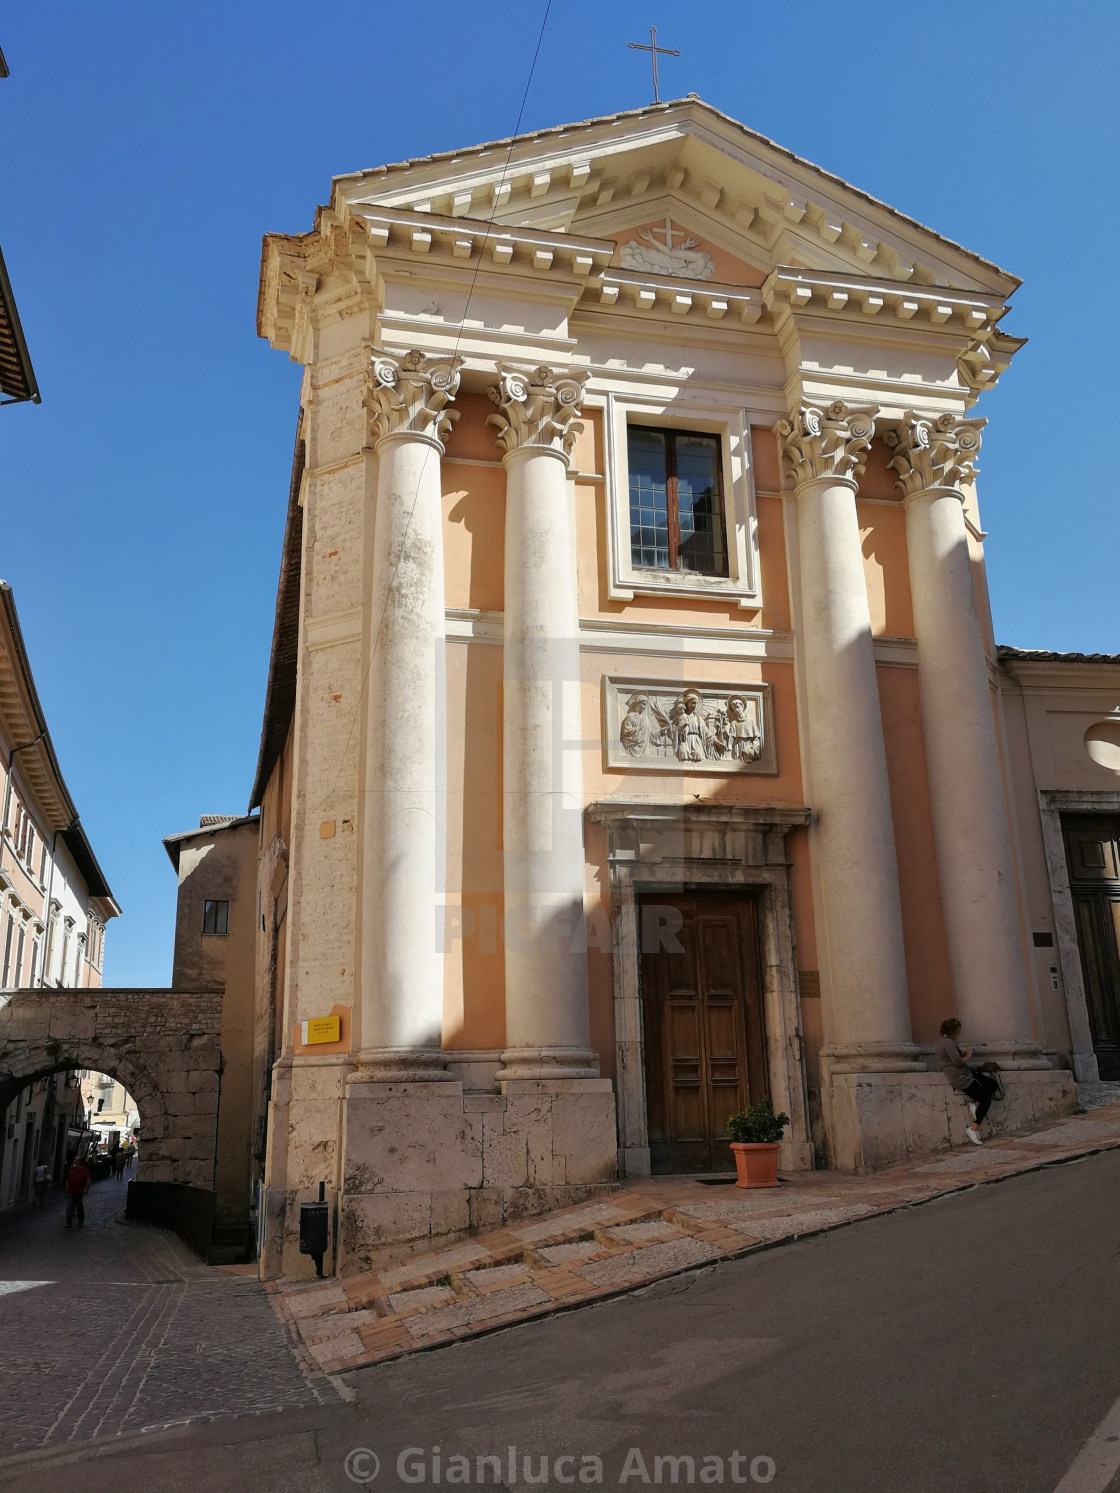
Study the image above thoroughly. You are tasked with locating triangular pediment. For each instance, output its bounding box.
[334,98,1017,297]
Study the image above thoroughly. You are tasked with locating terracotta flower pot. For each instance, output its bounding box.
[730,1141,781,1188]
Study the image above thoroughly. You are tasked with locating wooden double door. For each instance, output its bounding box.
[640,891,768,1174]
[1065,815,1120,1081]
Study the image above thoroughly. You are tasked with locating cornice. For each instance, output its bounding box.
[349,203,614,276]
[763,266,1022,405]
[331,97,1017,296]
[586,798,811,831]
[579,267,764,326]
[764,265,1008,342]
[260,206,616,356]
[999,654,1120,692]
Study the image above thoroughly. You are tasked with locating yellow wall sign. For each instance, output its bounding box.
[301,1016,341,1045]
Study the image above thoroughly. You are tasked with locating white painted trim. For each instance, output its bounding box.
[872,637,918,667]
[444,454,604,483]
[603,390,763,610]
[443,608,797,662]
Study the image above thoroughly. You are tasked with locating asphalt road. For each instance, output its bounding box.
[4,1147,1120,1493]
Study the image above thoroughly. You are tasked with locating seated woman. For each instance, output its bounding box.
[934,1017,999,1145]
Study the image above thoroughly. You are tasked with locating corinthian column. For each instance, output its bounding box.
[885,413,1041,1062]
[355,348,461,1081]
[775,403,918,1069]
[487,364,598,1080]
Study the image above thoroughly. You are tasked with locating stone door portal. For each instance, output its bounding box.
[640,891,768,1173]
[1064,815,1120,1081]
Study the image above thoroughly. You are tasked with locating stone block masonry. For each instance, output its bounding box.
[0,988,224,1190]
[265,1076,619,1278]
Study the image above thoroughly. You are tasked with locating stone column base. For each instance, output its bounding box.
[350,1048,455,1082]
[497,1047,601,1081]
[334,1076,618,1277]
[825,1065,1077,1172]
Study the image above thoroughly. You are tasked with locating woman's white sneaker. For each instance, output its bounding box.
[965,1126,983,1145]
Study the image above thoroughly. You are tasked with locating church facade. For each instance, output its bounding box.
[250,98,1120,1277]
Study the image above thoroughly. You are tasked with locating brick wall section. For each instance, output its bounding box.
[0,988,223,1189]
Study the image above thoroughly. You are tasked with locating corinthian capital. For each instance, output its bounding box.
[486,363,589,461]
[774,402,877,490]
[366,348,462,447]
[883,412,983,497]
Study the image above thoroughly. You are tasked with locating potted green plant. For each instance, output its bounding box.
[725,1096,789,1188]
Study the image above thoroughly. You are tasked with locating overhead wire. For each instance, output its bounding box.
[307,0,554,817]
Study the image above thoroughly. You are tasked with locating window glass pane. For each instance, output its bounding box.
[627,427,670,570]
[202,899,229,936]
[674,435,724,574]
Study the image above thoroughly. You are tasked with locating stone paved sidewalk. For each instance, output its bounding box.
[0,1176,329,1461]
[270,1098,1120,1377]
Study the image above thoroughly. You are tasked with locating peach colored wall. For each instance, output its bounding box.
[751,426,791,634]
[858,501,914,638]
[437,400,822,1071]
[875,664,954,1041]
[435,397,970,1070]
[443,393,506,614]
[443,639,506,1051]
[858,436,899,501]
[788,828,816,973]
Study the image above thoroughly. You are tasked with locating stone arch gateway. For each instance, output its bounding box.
[0,988,223,1188]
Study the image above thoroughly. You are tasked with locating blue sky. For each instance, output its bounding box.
[1,1,1116,985]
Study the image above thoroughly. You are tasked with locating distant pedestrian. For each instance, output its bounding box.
[935,1017,999,1145]
[31,1163,49,1206]
[63,1155,91,1228]
[111,1150,125,1181]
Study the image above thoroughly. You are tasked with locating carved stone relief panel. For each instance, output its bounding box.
[617,218,715,280]
[603,677,776,774]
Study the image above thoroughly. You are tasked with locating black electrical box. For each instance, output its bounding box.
[298,1200,329,1262]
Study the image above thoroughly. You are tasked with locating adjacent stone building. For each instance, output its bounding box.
[164,814,259,1254]
[249,98,1120,1277]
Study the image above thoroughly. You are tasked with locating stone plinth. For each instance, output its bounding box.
[825,1066,1077,1172]
[333,1076,617,1277]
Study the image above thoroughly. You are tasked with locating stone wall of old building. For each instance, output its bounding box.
[167,819,259,1246]
[0,989,223,1188]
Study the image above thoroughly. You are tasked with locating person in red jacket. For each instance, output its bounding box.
[63,1155,91,1228]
